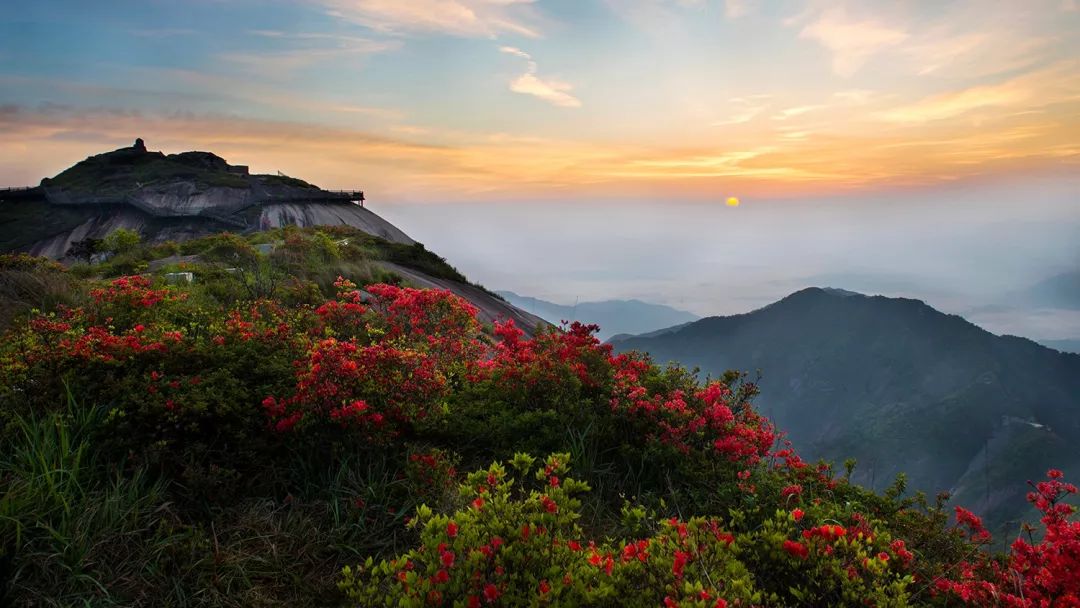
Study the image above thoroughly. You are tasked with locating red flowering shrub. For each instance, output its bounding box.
[933,470,1080,607]
[609,353,775,463]
[449,319,774,483]
[263,338,447,440]
[86,274,190,328]
[0,279,306,475]
[340,454,919,607]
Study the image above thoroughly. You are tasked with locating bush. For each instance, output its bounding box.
[98,228,142,255]
[340,454,917,607]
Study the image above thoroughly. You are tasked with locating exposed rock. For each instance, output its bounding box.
[258,204,413,244]
[377,262,549,336]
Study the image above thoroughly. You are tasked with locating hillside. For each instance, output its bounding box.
[0,139,412,258]
[612,287,1080,533]
[0,142,547,337]
[3,254,1077,606]
[497,291,699,340]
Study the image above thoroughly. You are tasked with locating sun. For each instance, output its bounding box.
[726,197,740,207]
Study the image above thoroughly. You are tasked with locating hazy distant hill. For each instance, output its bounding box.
[1040,339,1080,354]
[612,287,1080,533]
[1020,271,1080,310]
[497,291,699,340]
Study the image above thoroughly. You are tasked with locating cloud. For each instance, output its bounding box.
[772,104,825,120]
[499,46,582,108]
[2,93,1077,203]
[875,63,1079,123]
[798,8,908,77]
[711,95,771,126]
[498,45,531,60]
[312,0,542,38]
[831,89,878,105]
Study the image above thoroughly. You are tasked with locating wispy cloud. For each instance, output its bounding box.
[876,63,1080,123]
[313,0,543,38]
[772,104,825,120]
[711,95,771,125]
[798,8,908,77]
[499,46,581,108]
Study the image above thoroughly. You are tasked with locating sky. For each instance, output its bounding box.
[1,0,1078,339]
[1,0,1078,199]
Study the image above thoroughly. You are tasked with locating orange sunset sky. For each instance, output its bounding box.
[1,0,1078,202]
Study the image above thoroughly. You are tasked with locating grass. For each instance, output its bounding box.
[0,390,440,606]
[0,392,174,606]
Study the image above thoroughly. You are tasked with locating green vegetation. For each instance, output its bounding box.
[256,173,317,189]
[43,149,248,198]
[0,241,1076,607]
[0,253,80,331]
[0,200,97,251]
[99,228,142,255]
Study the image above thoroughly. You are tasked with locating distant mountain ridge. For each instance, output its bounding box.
[1016,270,1080,310]
[613,287,1080,533]
[497,291,699,340]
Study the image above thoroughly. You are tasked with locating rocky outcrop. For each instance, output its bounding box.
[126,184,254,217]
[9,139,413,256]
[258,204,413,244]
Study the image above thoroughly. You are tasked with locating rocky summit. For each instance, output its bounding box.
[0,139,412,258]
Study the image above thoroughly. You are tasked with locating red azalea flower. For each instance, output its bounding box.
[783,540,809,560]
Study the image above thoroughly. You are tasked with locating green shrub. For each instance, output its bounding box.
[98,228,142,255]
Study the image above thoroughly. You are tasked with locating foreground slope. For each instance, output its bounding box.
[612,287,1080,530]
[2,258,1076,606]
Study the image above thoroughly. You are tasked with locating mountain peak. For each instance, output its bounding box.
[6,141,415,258]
